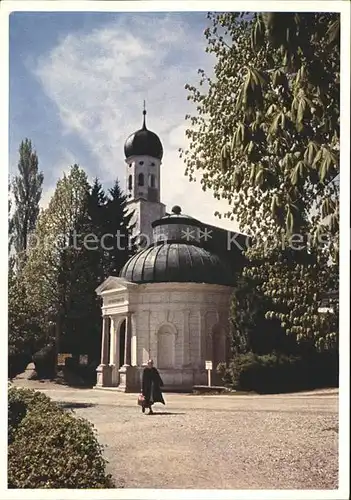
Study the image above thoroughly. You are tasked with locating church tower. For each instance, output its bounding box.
[124,105,166,246]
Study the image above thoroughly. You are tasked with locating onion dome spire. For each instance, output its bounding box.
[124,101,163,160]
[142,100,147,130]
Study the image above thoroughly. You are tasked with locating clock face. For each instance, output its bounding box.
[136,233,148,250]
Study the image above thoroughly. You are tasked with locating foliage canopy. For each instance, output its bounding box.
[183,12,339,257]
[183,12,340,352]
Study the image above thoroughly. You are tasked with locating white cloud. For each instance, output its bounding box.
[34,13,239,231]
[39,150,85,209]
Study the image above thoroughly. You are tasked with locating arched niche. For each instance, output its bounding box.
[138,173,145,186]
[149,173,156,188]
[157,323,177,369]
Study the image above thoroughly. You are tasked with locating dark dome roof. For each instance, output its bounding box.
[119,243,234,286]
[124,110,163,160]
[152,207,202,228]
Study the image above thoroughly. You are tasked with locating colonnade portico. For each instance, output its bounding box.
[96,312,135,390]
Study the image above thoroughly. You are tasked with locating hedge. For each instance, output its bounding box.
[218,350,338,394]
[8,353,32,379]
[32,345,56,379]
[8,387,53,444]
[8,387,114,488]
[64,357,98,386]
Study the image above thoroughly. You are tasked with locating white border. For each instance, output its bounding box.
[0,0,349,12]
[338,1,350,497]
[1,1,350,499]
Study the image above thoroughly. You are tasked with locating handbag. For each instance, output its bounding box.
[137,393,145,406]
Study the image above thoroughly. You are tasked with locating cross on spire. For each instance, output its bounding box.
[142,100,147,129]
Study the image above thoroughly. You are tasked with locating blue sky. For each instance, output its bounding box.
[9,10,238,230]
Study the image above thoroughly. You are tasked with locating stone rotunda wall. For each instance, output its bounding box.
[131,283,232,389]
[96,279,232,391]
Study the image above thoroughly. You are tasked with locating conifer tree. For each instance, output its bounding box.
[104,179,135,277]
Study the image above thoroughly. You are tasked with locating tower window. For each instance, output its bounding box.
[150,162,155,167]
[138,173,145,186]
[128,175,133,190]
[139,161,144,165]
[149,174,156,188]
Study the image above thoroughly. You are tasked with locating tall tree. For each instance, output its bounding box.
[61,178,107,358]
[86,178,108,283]
[103,179,135,277]
[19,169,138,362]
[182,13,339,352]
[8,177,14,255]
[22,165,90,345]
[183,13,339,255]
[61,178,136,359]
[229,274,296,356]
[12,139,44,263]
[8,271,44,361]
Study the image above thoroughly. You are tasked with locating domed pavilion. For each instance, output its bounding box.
[95,108,246,392]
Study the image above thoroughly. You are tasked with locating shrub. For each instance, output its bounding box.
[8,387,114,488]
[61,357,97,387]
[303,349,339,388]
[219,351,338,394]
[32,344,56,379]
[8,394,27,445]
[75,360,98,385]
[8,353,32,379]
[8,387,54,444]
[63,357,98,386]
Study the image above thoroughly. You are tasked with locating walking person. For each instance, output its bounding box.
[141,359,165,415]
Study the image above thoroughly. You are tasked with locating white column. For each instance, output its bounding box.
[131,314,137,366]
[137,310,150,366]
[95,316,111,388]
[123,314,132,366]
[110,316,120,386]
[114,317,120,368]
[100,316,110,365]
[149,311,159,366]
[109,319,115,365]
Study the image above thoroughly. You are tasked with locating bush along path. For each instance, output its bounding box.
[8,386,114,488]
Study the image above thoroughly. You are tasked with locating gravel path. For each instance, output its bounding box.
[11,381,338,489]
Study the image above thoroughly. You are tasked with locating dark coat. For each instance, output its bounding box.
[142,367,165,407]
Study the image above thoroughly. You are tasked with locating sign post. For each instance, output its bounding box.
[57,353,72,367]
[205,360,213,387]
